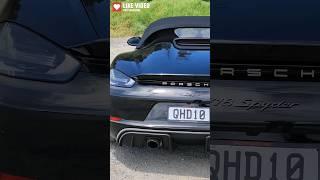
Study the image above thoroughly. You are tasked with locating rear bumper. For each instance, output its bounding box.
[111,120,210,151]
[110,84,210,150]
[111,84,210,120]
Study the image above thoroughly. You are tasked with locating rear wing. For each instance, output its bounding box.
[173,38,210,50]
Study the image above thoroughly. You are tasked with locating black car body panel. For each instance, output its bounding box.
[111,85,209,124]
[0,0,105,47]
[0,72,107,116]
[113,42,210,78]
[211,41,320,148]
[81,0,108,39]
[212,79,320,124]
[111,16,210,149]
[0,0,108,179]
[213,0,320,43]
[211,2,320,176]
[212,0,320,125]
[212,42,320,124]
[0,73,108,179]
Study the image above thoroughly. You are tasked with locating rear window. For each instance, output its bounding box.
[175,28,210,39]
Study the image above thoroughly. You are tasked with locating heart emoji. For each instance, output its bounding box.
[112,3,121,11]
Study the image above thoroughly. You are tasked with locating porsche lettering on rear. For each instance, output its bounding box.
[161,81,210,87]
[213,64,320,81]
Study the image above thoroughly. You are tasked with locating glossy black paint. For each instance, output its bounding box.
[0,0,108,179]
[213,42,320,65]
[111,84,209,121]
[0,72,107,116]
[212,80,320,124]
[0,0,106,47]
[213,0,320,43]
[211,1,320,178]
[82,0,108,39]
[0,104,107,179]
[211,0,320,131]
[112,42,210,78]
[0,68,109,175]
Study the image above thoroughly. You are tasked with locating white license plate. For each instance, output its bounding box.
[211,142,319,180]
[168,107,210,121]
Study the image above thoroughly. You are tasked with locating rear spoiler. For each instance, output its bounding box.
[173,38,209,50]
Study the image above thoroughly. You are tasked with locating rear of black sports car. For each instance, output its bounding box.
[110,17,210,150]
[0,0,108,179]
[211,1,320,179]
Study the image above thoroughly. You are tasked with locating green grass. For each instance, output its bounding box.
[111,0,210,37]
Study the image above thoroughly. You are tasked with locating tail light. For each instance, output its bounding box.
[0,172,33,180]
[0,22,80,82]
[110,116,122,122]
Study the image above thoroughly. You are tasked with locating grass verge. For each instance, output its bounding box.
[111,0,210,37]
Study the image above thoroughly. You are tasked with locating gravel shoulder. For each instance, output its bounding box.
[110,37,135,64]
[110,142,209,180]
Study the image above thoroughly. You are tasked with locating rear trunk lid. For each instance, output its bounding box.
[212,0,320,127]
[212,41,320,127]
[113,42,210,86]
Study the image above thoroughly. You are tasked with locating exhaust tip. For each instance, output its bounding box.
[146,138,162,149]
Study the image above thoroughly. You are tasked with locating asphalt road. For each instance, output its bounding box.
[110,38,210,180]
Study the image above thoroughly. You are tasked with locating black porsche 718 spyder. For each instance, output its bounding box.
[110,16,210,150]
[211,0,320,179]
[0,0,108,179]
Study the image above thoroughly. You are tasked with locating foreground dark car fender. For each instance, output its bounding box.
[0,0,108,179]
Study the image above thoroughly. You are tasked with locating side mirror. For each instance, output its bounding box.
[127,37,141,46]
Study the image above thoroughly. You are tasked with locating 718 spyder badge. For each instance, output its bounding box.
[213,98,299,112]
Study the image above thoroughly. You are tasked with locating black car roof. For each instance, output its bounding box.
[137,16,210,48]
